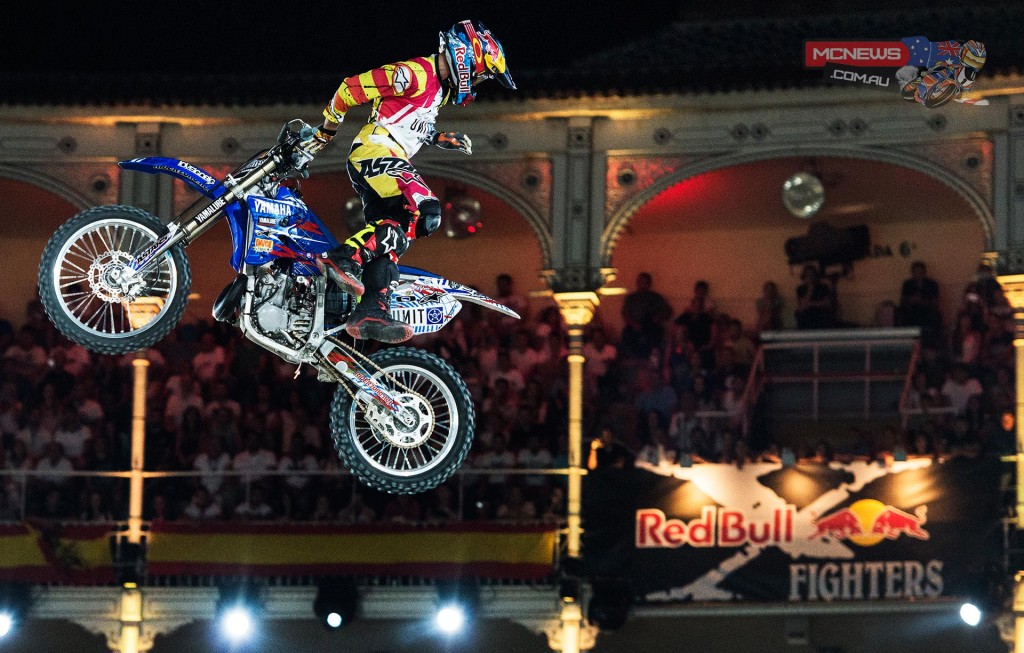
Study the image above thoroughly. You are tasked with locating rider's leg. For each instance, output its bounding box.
[342,198,443,342]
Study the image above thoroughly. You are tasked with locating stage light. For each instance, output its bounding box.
[443,191,482,239]
[435,604,466,634]
[433,578,478,636]
[313,578,360,631]
[0,612,12,638]
[216,581,261,644]
[960,602,982,627]
[220,606,252,642]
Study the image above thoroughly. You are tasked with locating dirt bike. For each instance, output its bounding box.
[900,62,977,108]
[37,119,519,494]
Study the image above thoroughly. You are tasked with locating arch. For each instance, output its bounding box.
[601,144,995,266]
[314,159,553,268]
[0,163,94,211]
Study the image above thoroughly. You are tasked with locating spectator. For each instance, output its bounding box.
[338,492,376,524]
[80,490,113,522]
[425,484,460,524]
[941,363,984,415]
[794,264,836,329]
[669,391,702,453]
[721,319,755,368]
[3,326,47,385]
[310,494,336,522]
[496,485,536,521]
[34,442,73,487]
[278,441,319,518]
[755,281,784,332]
[383,494,423,524]
[494,273,530,337]
[232,431,278,487]
[950,311,984,367]
[509,329,539,380]
[53,409,91,463]
[192,332,227,383]
[587,427,633,470]
[675,280,716,357]
[474,433,516,486]
[204,382,241,422]
[582,328,617,396]
[897,261,942,345]
[517,434,553,491]
[234,484,275,520]
[182,486,222,521]
[541,485,566,523]
[194,436,232,496]
[620,272,672,361]
[633,368,677,431]
[488,350,525,394]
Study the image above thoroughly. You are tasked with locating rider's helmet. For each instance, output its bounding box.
[439,19,516,106]
[960,40,987,70]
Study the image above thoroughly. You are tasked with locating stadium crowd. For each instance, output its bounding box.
[0,262,1015,525]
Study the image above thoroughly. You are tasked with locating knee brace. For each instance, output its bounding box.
[415,198,442,239]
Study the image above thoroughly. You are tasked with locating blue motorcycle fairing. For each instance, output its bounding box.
[237,187,340,272]
[119,157,224,198]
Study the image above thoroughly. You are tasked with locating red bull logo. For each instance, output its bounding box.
[636,506,795,549]
[809,499,928,546]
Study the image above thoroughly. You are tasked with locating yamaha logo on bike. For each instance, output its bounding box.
[805,36,988,107]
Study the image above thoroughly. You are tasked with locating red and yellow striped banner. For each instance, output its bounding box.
[0,523,114,583]
[148,523,556,579]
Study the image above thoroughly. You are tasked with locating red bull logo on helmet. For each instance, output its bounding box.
[809,499,929,546]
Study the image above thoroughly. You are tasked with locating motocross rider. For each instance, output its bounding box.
[300,19,515,343]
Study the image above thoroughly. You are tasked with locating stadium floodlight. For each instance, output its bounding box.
[220,606,253,642]
[435,604,466,634]
[0,612,12,638]
[960,603,982,627]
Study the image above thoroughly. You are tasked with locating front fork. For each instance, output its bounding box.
[124,154,281,281]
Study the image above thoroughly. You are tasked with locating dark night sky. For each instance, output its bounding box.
[5,0,1005,76]
[5,1,680,74]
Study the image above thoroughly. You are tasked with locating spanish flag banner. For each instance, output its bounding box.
[147,523,556,579]
[0,523,115,583]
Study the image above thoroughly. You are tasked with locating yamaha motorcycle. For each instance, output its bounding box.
[38,120,519,494]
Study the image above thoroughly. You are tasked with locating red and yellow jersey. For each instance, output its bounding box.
[324,55,450,158]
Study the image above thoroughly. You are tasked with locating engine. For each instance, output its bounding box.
[251,264,353,343]
[252,265,316,341]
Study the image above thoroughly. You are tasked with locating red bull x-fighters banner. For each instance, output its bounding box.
[582,457,1000,602]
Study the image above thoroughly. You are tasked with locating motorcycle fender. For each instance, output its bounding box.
[397,266,521,321]
[119,157,223,198]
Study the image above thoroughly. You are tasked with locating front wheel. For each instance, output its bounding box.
[38,205,191,355]
[330,347,475,494]
[923,79,958,108]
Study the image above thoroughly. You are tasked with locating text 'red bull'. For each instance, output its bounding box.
[635,507,795,548]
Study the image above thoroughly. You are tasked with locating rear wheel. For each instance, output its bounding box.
[330,347,474,494]
[38,205,191,354]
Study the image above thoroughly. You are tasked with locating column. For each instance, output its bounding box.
[553,291,600,653]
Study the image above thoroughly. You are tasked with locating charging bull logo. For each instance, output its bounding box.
[809,499,928,546]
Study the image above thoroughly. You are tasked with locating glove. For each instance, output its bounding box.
[300,125,337,156]
[431,131,472,155]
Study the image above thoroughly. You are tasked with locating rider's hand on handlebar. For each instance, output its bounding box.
[431,131,473,155]
[299,125,337,156]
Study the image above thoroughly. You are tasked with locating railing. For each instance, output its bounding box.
[757,328,919,421]
[0,467,574,525]
[896,338,958,428]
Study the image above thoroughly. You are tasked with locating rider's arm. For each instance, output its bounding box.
[322,60,422,127]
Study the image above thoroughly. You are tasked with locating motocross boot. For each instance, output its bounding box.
[345,257,413,343]
[321,245,364,298]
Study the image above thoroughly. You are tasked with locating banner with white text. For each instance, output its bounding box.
[581,457,1001,603]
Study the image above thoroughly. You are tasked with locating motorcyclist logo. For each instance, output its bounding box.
[805,36,988,108]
